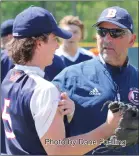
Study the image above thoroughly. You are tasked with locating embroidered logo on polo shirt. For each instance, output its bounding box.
[89,88,101,96]
[128,88,139,105]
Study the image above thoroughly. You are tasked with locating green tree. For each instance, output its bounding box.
[1,0,138,42]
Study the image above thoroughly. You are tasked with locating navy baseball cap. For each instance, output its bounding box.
[93,6,134,33]
[1,19,14,37]
[13,6,72,39]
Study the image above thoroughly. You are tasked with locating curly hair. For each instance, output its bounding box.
[6,34,49,65]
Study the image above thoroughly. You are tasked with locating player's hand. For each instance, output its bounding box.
[106,109,121,130]
[102,101,122,132]
[58,92,75,118]
[106,106,122,131]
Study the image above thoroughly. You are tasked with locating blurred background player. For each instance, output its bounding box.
[55,15,95,67]
[1,19,15,154]
[1,19,14,50]
[1,19,15,82]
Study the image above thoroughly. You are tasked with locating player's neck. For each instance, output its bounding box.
[25,59,45,71]
[62,44,78,57]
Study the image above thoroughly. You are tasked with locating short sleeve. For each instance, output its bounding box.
[30,83,60,138]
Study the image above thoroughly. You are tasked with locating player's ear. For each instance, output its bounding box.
[128,34,136,48]
[36,40,41,46]
[36,40,44,51]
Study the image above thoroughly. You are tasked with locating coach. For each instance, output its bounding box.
[53,6,139,155]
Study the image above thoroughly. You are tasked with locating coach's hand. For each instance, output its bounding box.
[58,92,75,122]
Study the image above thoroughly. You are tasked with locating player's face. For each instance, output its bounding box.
[37,33,59,68]
[61,24,82,45]
[96,22,136,66]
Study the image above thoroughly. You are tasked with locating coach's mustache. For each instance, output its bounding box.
[101,42,115,51]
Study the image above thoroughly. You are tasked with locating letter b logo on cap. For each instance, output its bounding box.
[106,9,117,18]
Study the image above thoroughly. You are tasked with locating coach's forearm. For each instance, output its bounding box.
[47,122,114,155]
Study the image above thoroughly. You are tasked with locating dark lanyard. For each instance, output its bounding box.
[98,55,121,101]
[113,81,121,102]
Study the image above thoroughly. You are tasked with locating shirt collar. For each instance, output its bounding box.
[14,64,45,78]
[56,45,81,62]
[98,54,129,73]
[99,54,129,67]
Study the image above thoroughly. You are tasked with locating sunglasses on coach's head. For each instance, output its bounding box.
[96,27,128,38]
